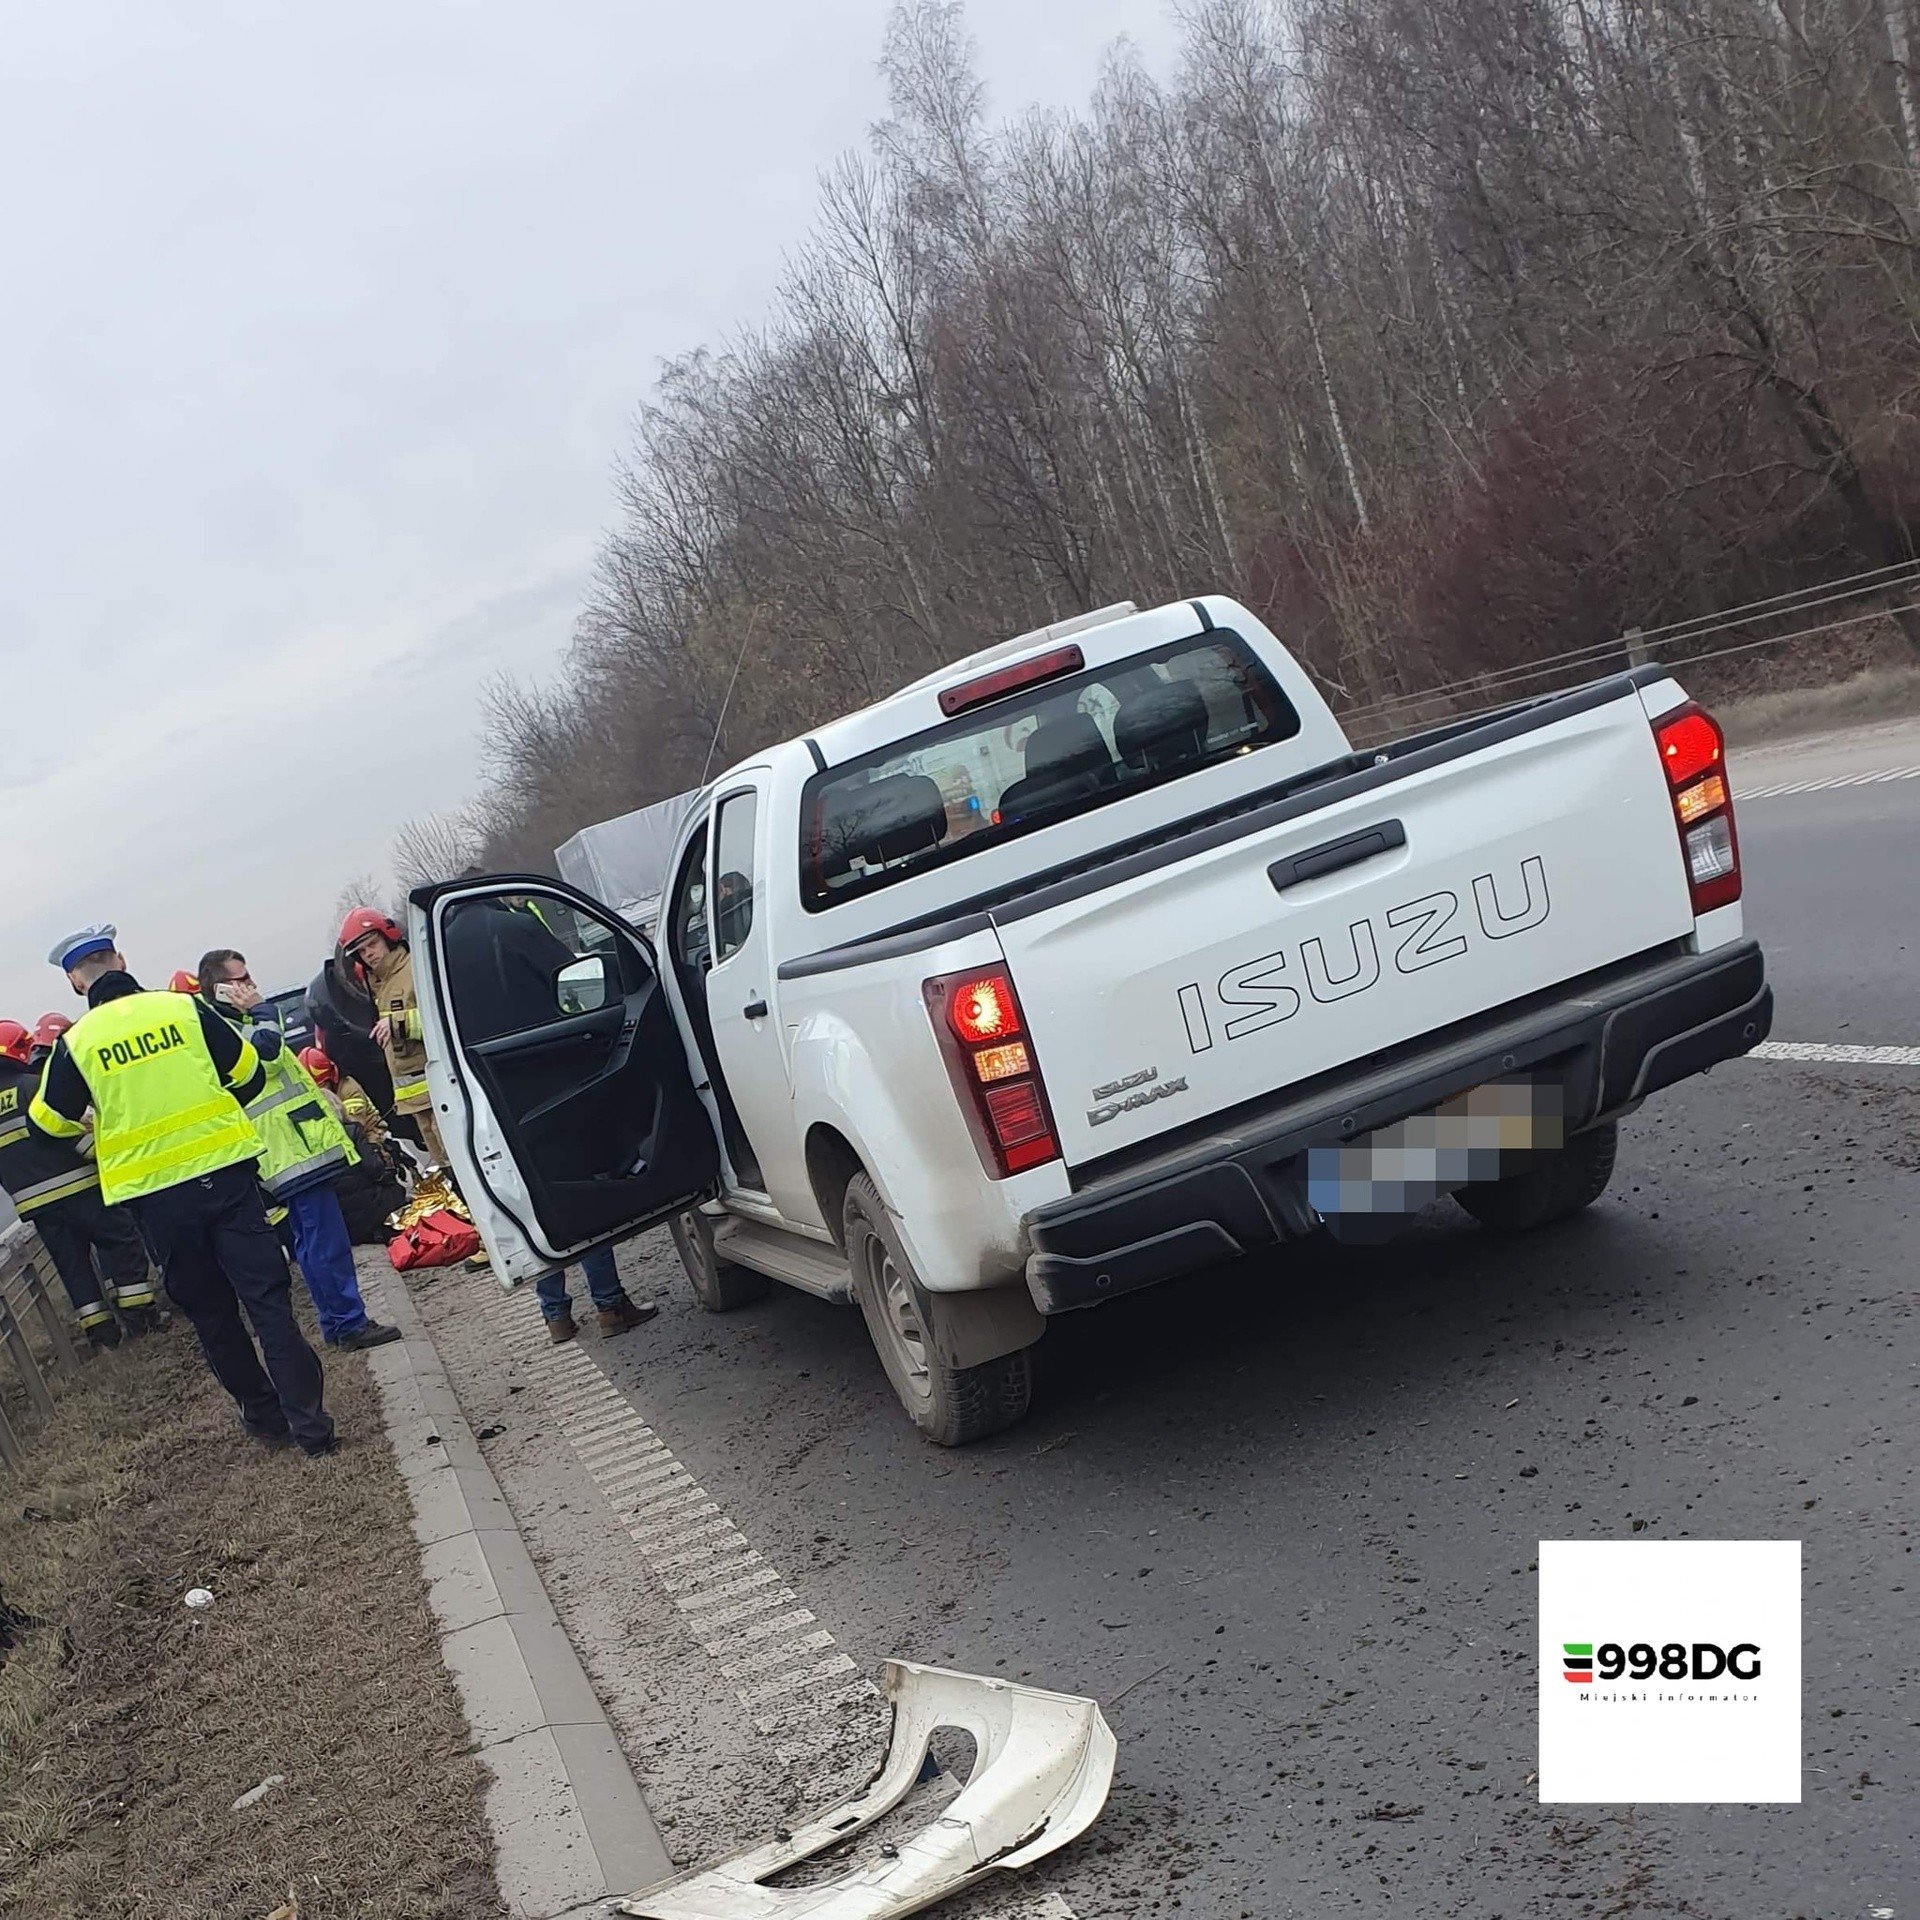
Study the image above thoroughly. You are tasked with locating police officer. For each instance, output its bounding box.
[0,1018,160,1346]
[197,949,399,1351]
[28,925,334,1455]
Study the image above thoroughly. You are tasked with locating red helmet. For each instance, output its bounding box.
[168,968,199,994]
[338,906,403,953]
[30,1013,72,1054]
[299,1043,338,1089]
[0,1020,31,1066]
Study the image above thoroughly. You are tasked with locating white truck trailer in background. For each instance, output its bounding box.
[554,791,702,935]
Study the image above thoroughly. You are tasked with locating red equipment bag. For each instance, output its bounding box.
[387,1208,481,1271]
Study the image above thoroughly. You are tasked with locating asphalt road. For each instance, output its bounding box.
[585,768,1918,1919]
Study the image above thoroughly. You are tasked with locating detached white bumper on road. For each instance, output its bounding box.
[621,1660,1116,1920]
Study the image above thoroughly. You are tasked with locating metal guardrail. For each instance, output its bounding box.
[0,1222,82,1469]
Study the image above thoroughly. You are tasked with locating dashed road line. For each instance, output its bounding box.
[1741,763,1920,798]
[1752,1039,1920,1067]
[463,1276,1078,1919]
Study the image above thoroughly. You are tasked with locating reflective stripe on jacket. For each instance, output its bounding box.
[365,942,433,1114]
[246,1043,360,1198]
[0,1059,101,1214]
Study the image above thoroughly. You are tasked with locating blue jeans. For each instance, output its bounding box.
[535,1246,624,1322]
[285,1184,372,1342]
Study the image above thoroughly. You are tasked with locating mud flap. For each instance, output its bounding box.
[618,1660,1116,1918]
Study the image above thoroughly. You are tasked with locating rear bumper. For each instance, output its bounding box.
[1022,939,1770,1314]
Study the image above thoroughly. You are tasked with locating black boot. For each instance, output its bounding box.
[333,1319,402,1351]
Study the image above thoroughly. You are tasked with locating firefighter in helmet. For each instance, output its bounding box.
[337,907,445,1165]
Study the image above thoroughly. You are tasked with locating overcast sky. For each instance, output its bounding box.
[0,0,1176,1021]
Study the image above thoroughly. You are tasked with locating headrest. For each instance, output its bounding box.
[1115,679,1210,770]
[1023,713,1113,780]
[817,772,948,880]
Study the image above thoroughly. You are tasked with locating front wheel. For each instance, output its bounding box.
[843,1173,1032,1446]
[1454,1122,1619,1233]
[669,1208,770,1311]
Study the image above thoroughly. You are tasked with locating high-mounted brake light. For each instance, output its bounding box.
[924,966,1061,1178]
[1652,702,1741,914]
[937,644,1085,717]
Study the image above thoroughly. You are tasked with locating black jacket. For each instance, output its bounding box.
[443,900,582,1044]
[0,1057,94,1203]
[306,959,394,1113]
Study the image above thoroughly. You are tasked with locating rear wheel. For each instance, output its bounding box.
[843,1173,1032,1446]
[669,1208,770,1311]
[1455,1122,1619,1233]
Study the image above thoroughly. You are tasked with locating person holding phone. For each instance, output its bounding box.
[198,950,400,1352]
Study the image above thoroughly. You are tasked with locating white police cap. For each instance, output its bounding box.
[49,923,119,971]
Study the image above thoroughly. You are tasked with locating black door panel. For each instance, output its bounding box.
[416,878,722,1255]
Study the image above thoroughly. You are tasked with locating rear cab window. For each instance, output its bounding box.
[799,630,1300,911]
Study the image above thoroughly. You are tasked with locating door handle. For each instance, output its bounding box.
[742,999,769,1020]
[1269,820,1407,893]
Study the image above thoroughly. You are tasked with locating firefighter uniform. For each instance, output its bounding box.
[0,1042,156,1342]
[31,933,333,1453]
[359,936,446,1163]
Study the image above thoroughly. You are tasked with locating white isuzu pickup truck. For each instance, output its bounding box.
[411,595,1771,1444]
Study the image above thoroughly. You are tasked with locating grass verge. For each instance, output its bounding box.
[0,1317,506,1920]
[1717,660,1920,746]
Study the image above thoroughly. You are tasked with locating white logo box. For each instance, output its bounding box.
[1538,1540,1801,1803]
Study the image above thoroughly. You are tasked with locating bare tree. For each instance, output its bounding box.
[390,810,483,892]
[461,0,1920,861]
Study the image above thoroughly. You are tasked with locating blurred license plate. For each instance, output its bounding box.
[1307,1080,1566,1218]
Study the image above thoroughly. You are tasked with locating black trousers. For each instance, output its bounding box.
[132,1162,333,1452]
[31,1187,152,1315]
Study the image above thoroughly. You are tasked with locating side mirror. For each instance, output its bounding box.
[556,954,612,1014]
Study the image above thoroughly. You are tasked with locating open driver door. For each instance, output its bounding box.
[408,877,721,1283]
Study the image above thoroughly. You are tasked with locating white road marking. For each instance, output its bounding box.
[460,1275,1081,1919]
[741,1655,860,1707]
[705,1606,819,1655]
[1752,1040,1920,1066]
[1741,762,1920,798]
[720,1629,838,1680]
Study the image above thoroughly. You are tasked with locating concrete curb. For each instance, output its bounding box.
[358,1268,673,1919]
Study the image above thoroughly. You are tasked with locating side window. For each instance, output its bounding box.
[442,892,645,1045]
[710,790,759,964]
[667,824,712,977]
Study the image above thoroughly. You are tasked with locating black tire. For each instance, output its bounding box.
[842,1173,1033,1446]
[668,1208,770,1311]
[1455,1122,1620,1233]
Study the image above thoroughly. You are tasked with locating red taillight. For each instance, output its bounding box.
[1656,709,1723,788]
[949,973,1021,1044]
[924,966,1061,1178]
[937,644,1084,717]
[1652,703,1741,913]
[982,1083,1056,1171]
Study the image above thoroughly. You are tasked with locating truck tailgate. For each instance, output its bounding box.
[997,690,1695,1167]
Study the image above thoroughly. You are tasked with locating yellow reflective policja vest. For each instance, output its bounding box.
[49,993,263,1205]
